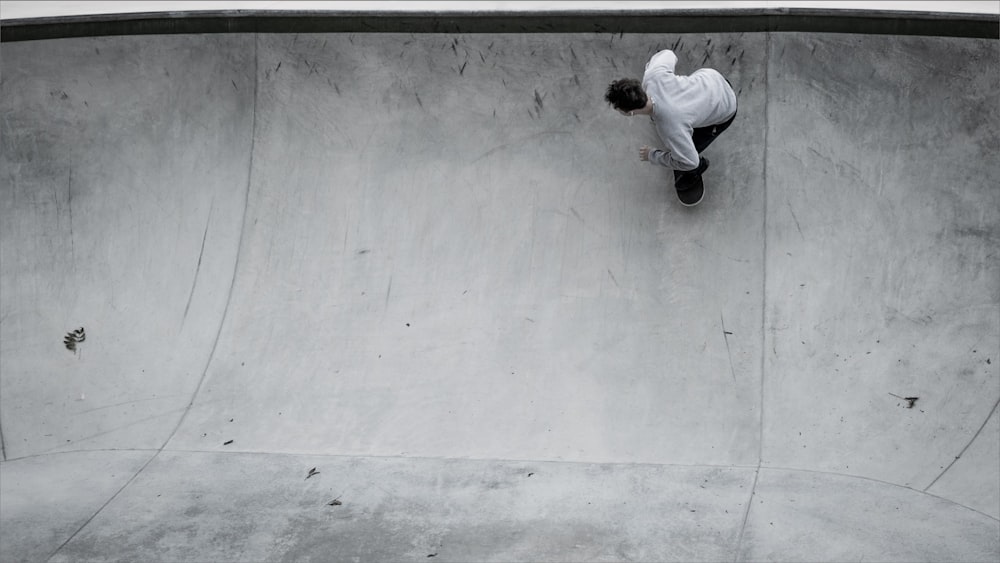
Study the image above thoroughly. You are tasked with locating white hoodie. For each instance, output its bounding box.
[642,49,738,171]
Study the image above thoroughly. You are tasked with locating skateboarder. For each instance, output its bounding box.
[605,49,737,206]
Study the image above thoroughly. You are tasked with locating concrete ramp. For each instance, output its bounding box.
[1,27,998,562]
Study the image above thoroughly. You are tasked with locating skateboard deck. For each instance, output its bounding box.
[676,175,705,207]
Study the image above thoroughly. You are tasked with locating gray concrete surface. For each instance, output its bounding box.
[1,28,997,563]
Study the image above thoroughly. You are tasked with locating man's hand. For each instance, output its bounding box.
[639,145,653,161]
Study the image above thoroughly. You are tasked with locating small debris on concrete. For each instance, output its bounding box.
[888,393,920,408]
[327,497,342,506]
[223,439,234,445]
[306,467,319,479]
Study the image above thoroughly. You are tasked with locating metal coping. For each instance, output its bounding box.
[1,8,998,41]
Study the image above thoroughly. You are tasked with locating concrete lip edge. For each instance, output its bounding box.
[2,8,998,41]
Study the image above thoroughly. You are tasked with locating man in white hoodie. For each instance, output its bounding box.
[605,49,738,206]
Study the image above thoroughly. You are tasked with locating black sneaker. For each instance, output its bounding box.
[674,158,709,207]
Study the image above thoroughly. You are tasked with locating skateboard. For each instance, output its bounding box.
[674,157,709,207]
[676,176,705,207]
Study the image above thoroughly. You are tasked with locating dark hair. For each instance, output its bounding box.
[605,79,647,112]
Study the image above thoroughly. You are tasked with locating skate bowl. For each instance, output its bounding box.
[1,7,998,562]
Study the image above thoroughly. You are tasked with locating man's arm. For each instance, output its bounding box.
[645,142,699,171]
[646,49,678,72]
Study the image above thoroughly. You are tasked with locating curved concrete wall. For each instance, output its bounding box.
[1,20,997,563]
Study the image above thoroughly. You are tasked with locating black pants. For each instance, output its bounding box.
[674,108,737,189]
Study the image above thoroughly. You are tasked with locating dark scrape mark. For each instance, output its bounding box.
[415,92,423,108]
[607,269,620,288]
[473,130,572,163]
[459,61,468,75]
[64,327,86,352]
[721,314,737,382]
[787,203,804,239]
[889,393,919,408]
[231,80,238,91]
[534,89,544,111]
[183,202,214,326]
[276,61,281,72]
[334,83,341,96]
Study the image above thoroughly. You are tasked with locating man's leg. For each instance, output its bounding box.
[673,111,737,189]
